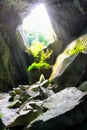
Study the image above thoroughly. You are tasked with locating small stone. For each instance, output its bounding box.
[18,85,30,91]
[29,83,40,92]
[9,91,16,97]
[39,74,45,83]
[8,100,22,108]
[13,95,20,101]
[40,80,49,88]
[13,87,23,95]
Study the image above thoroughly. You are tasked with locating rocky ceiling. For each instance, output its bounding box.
[0,0,87,41]
[0,0,42,24]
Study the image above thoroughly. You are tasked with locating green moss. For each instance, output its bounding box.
[27,48,53,72]
[28,62,50,71]
[64,35,87,56]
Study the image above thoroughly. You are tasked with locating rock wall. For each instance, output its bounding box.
[0,1,33,91]
[44,0,87,45]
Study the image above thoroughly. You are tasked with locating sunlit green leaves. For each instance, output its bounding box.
[64,35,87,56]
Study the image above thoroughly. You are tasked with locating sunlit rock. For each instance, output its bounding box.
[25,87,87,130]
[50,35,87,91]
[50,52,87,92]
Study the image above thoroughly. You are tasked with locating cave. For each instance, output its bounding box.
[0,0,87,92]
[0,0,87,91]
[0,1,87,130]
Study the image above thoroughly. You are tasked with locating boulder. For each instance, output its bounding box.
[7,109,42,128]
[8,100,22,108]
[50,52,87,92]
[25,87,87,130]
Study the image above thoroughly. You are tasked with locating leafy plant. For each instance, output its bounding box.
[27,49,53,72]
[28,41,44,60]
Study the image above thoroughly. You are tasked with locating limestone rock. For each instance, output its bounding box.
[13,95,21,101]
[8,100,22,108]
[25,87,87,130]
[39,74,45,83]
[18,85,30,91]
[40,80,49,88]
[50,52,87,92]
[44,0,87,44]
[7,109,42,128]
[9,91,16,97]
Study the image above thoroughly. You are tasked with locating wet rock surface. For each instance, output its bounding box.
[24,87,87,130]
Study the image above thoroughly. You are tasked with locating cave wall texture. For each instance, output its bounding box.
[44,0,87,45]
[0,0,87,91]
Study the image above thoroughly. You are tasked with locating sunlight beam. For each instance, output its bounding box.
[22,4,54,37]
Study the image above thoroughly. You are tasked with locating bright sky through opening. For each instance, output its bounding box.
[22,4,54,36]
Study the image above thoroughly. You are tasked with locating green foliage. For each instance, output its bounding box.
[40,49,53,62]
[28,62,50,71]
[64,35,87,56]
[28,41,44,59]
[27,48,53,72]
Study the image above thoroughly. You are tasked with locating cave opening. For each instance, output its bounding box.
[19,3,56,51]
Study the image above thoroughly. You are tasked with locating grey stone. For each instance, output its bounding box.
[29,83,41,92]
[50,52,87,92]
[18,85,30,91]
[39,74,46,83]
[25,87,87,130]
[13,88,23,95]
[40,80,49,88]
[13,95,21,101]
[44,0,87,44]
[7,108,42,128]
[8,100,22,108]
[9,91,16,97]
